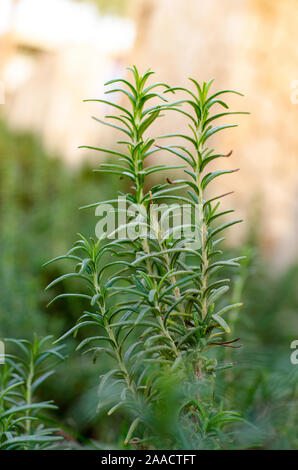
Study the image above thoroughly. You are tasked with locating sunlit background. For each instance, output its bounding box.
[0,0,297,449]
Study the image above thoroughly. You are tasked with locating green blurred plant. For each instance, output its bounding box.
[0,120,118,339]
[218,260,298,450]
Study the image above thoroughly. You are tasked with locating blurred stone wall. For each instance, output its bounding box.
[129,0,298,267]
[3,45,118,164]
[0,0,135,163]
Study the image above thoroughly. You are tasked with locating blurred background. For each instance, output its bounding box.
[0,0,297,449]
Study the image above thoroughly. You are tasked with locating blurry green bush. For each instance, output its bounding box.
[219,254,298,449]
[0,120,119,338]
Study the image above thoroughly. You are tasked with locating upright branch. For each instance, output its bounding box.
[159,78,248,338]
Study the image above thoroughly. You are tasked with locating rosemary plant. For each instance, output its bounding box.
[46,67,248,449]
[0,336,64,450]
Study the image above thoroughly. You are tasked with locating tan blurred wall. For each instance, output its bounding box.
[3,45,119,164]
[129,0,298,267]
[0,0,135,163]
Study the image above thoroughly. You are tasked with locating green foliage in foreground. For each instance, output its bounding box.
[0,337,63,449]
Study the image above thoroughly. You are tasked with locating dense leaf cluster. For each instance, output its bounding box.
[46,67,248,448]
